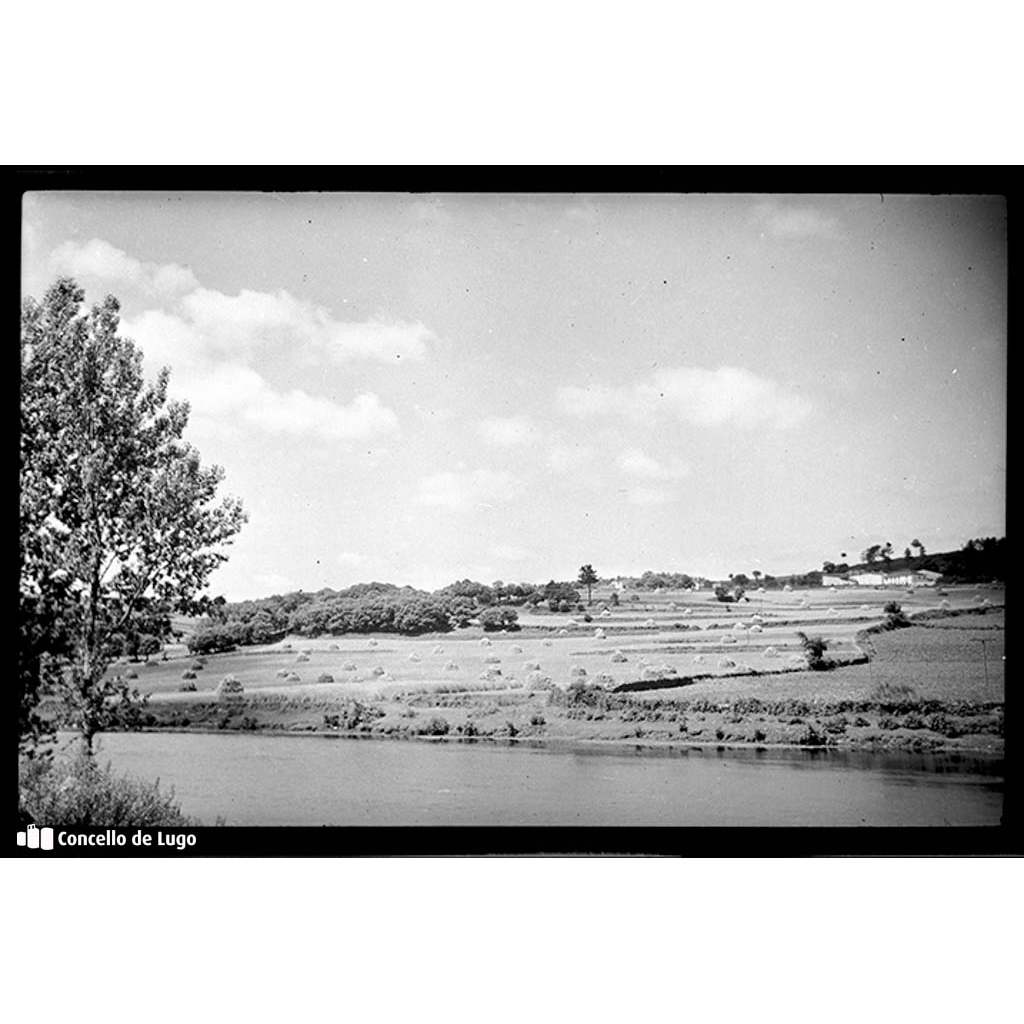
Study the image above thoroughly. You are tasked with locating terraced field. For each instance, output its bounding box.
[119,583,1003,707]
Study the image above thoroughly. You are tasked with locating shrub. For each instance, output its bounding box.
[479,606,520,632]
[883,601,911,629]
[870,681,919,703]
[418,715,450,736]
[316,673,335,684]
[217,675,244,695]
[927,713,958,736]
[530,714,546,727]
[795,631,832,670]
[19,754,197,827]
[181,669,197,680]
[179,680,197,692]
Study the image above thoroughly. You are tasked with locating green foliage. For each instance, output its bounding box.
[479,606,520,632]
[869,681,919,703]
[417,715,450,736]
[20,278,246,752]
[577,564,598,604]
[19,753,197,827]
[217,675,244,695]
[795,631,833,670]
[883,601,911,629]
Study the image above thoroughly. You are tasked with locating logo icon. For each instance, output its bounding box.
[17,824,54,851]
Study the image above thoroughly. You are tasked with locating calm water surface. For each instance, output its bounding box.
[85,732,1003,827]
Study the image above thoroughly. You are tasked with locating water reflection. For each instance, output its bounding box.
[86,732,1003,827]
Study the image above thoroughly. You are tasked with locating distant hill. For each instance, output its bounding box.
[823,537,1006,583]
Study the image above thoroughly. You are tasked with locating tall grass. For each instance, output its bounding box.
[19,753,199,827]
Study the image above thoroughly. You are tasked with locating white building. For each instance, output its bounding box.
[850,570,941,587]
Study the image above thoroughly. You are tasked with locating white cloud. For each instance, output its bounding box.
[616,448,689,480]
[414,469,517,511]
[477,415,539,446]
[122,309,401,443]
[640,367,811,429]
[557,366,811,431]
[180,286,434,362]
[50,238,199,296]
[544,443,596,474]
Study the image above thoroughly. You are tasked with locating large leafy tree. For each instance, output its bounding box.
[577,564,598,605]
[20,278,247,753]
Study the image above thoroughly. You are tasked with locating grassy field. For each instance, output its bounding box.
[107,583,1005,754]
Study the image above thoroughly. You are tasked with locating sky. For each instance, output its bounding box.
[21,192,1007,600]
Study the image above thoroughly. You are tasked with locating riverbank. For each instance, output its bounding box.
[59,597,1004,758]
[126,687,1004,755]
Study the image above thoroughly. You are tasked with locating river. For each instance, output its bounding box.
[85,732,1004,826]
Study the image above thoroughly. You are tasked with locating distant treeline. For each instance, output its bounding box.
[817,537,1006,583]
[186,579,585,653]
[620,537,1006,592]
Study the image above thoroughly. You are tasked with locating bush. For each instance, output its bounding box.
[796,631,833,670]
[217,675,244,695]
[418,715,450,736]
[870,681,919,703]
[883,601,911,629]
[19,754,198,827]
[479,606,520,632]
